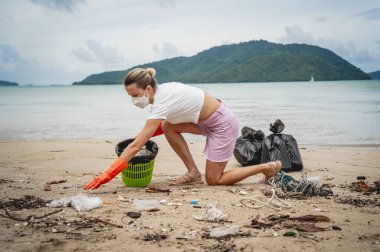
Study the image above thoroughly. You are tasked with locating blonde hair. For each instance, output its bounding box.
[124,67,157,89]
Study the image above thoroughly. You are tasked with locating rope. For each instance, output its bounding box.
[240,188,292,211]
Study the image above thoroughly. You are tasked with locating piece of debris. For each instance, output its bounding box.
[239,190,248,195]
[336,196,380,207]
[44,184,53,191]
[289,215,330,222]
[0,179,16,184]
[133,199,160,211]
[145,187,171,193]
[47,179,67,185]
[283,231,297,237]
[43,180,67,191]
[126,211,141,219]
[209,225,240,238]
[141,233,167,242]
[0,195,50,211]
[166,202,183,206]
[194,204,229,222]
[251,214,290,229]
[353,181,372,192]
[117,194,131,202]
[294,224,327,232]
[331,225,342,231]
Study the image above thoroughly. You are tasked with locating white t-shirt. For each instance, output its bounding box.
[147,82,205,124]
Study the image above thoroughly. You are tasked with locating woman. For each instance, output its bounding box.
[85,67,281,190]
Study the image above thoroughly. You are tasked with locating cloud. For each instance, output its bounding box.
[70,46,96,63]
[353,7,380,21]
[317,16,328,22]
[0,44,24,63]
[281,26,314,44]
[278,25,379,67]
[152,42,180,58]
[70,40,125,65]
[29,0,85,12]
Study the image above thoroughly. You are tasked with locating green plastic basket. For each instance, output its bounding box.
[121,159,155,187]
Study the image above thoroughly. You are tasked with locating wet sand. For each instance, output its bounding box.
[0,139,379,252]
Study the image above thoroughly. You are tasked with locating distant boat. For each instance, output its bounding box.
[310,75,314,82]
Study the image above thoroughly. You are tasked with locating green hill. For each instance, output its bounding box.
[368,71,380,80]
[0,80,19,86]
[73,40,370,85]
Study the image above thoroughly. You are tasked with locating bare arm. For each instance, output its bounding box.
[120,119,163,162]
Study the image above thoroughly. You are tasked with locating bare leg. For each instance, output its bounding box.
[205,160,282,186]
[162,121,204,184]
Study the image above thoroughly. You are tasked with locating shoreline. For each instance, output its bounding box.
[1,138,379,148]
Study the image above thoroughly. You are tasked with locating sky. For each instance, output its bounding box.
[0,0,379,85]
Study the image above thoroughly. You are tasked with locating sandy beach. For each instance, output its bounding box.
[0,138,379,252]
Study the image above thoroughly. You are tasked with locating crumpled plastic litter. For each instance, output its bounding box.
[193,204,229,222]
[49,193,102,212]
[133,199,160,211]
[210,225,240,238]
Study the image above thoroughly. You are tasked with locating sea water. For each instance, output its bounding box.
[0,80,379,146]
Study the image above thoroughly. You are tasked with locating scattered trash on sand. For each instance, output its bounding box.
[50,193,103,212]
[133,199,160,211]
[194,204,229,222]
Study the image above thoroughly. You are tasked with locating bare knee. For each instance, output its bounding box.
[206,176,221,186]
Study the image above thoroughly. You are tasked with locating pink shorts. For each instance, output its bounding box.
[197,102,239,162]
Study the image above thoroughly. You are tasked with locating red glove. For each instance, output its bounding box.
[152,121,164,137]
[84,157,128,190]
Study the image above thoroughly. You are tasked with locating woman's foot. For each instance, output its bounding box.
[261,161,282,182]
[169,171,203,186]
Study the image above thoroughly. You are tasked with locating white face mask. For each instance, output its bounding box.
[131,91,150,109]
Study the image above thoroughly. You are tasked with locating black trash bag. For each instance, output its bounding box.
[269,119,285,134]
[261,133,303,172]
[233,126,265,166]
[115,138,159,164]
